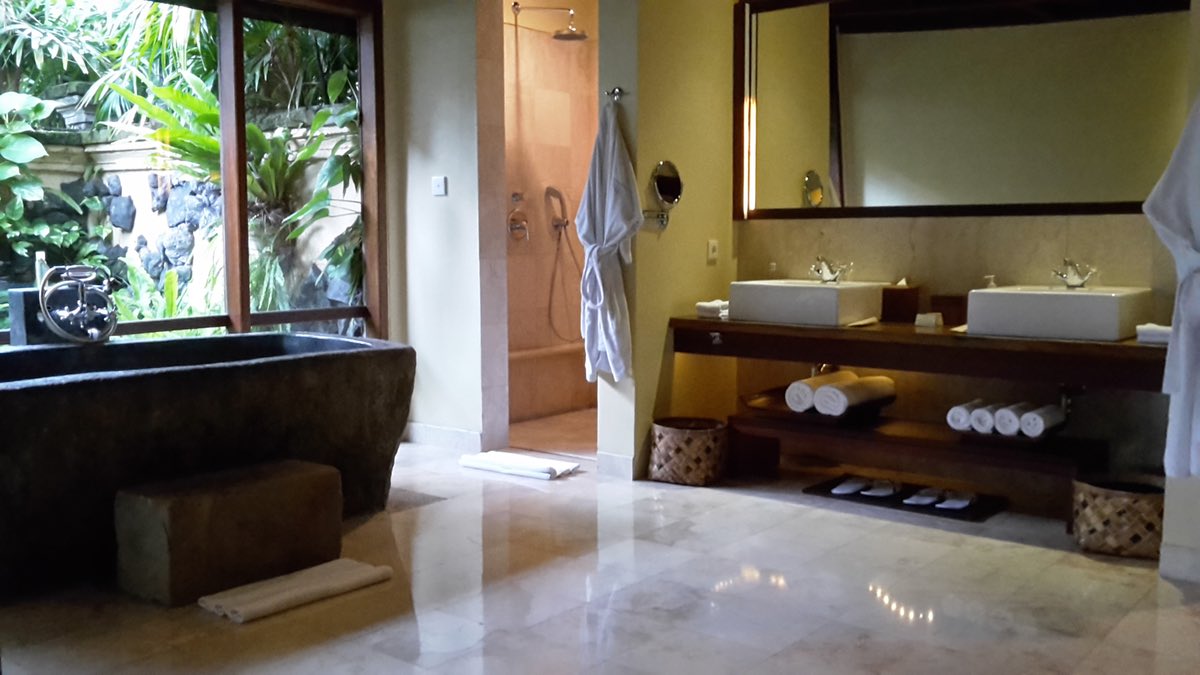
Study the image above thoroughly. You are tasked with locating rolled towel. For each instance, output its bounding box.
[994,402,1037,436]
[945,398,985,432]
[814,376,896,416]
[969,403,1004,434]
[784,370,859,412]
[1020,404,1066,438]
[696,299,728,319]
[1136,323,1171,345]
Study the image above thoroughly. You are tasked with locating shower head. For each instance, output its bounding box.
[511,2,588,41]
[554,17,587,41]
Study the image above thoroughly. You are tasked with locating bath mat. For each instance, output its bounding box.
[803,475,1006,522]
[386,489,445,513]
[459,451,580,480]
[198,558,392,624]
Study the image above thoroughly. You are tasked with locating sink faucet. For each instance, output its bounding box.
[1052,259,1095,289]
[811,256,852,283]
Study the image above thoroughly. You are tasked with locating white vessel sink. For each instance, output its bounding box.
[967,285,1152,341]
[728,279,884,327]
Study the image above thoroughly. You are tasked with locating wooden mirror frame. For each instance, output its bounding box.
[732,0,1186,221]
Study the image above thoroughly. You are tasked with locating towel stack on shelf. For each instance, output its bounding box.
[945,399,1066,438]
[695,299,729,319]
[780,372,896,417]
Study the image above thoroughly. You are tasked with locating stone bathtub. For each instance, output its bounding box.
[0,332,415,594]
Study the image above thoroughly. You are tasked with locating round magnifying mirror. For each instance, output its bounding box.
[652,161,683,210]
[803,170,824,208]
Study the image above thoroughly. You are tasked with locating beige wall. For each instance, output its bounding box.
[385,0,503,450]
[755,3,829,209]
[840,13,1188,206]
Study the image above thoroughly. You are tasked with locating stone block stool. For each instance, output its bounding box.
[115,460,343,606]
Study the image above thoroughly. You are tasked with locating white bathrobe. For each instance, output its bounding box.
[1144,98,1200,477]
[576,102,643,382]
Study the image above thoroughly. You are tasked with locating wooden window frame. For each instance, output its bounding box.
[0,0,387,345]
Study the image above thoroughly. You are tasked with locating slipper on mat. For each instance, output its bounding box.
[831,477,869,495]
[860,480,900,498]
[903,487,944,506]
[935,491,976,510]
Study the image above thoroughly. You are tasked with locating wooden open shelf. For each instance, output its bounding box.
[729,411,1106,520]
[667,317,1162,521]
[670,317,1166,391]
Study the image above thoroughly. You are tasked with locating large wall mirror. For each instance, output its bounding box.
[734,0,1190,219]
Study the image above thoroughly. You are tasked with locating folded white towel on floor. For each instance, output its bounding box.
[459,451,580,480]
[969,403,1004,434]
[784,370,858,412]
[1020,404,1066,438]
[695,299,729,319]
[945,398,985,431]
[814,376,895,416]
[198,558,393,624]
[1136,323,1172,344]
[994,402,1037,436]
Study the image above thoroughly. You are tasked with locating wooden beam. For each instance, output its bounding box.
[248,306,369,327]
[358,5,388,339]
[217,0,251,333]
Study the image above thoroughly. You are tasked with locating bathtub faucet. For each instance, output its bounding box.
[39,265,121,344]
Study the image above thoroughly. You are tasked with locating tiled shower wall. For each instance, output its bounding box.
[504,11,597,422]
[736,213,1175,471]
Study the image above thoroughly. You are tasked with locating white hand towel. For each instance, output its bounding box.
[1136,323,1172,344]
[1020,404,1066,438]
[198,558,393,624]
[459,451,580,480]
[945,398,985,431]
[969,403,1004,434]
[695,299,728,319]
[994,402,1037,436]
[784,370,858,412]
[814,376,895,416]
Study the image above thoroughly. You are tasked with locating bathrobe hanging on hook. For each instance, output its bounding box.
[576,100,643,382]
[1145,97,1200,477]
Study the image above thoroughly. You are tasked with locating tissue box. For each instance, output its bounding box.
[881,285,920,323]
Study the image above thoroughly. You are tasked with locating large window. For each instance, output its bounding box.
[0,0,384,343]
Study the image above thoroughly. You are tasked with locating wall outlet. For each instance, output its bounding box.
[431,175,448,197]
[707,239,719,263]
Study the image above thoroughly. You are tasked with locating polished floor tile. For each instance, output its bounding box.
[2,442,1198,674]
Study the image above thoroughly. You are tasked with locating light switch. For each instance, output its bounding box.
[707,239,719,263]
[431,176,448,196]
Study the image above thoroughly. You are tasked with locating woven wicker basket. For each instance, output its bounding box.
[1073,478,1164,560]
[650,418,727,487]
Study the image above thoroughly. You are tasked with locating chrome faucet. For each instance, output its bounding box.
[1051,259,1096,289]
[811,256,852,283]
[39,265,121,344]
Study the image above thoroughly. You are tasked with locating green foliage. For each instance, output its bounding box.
[0,0,109,95]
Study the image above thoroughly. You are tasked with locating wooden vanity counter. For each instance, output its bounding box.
[669,317,1167,519]
[669,317,1166,391]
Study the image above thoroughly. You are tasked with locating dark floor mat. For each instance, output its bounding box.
[802,475,1007,522]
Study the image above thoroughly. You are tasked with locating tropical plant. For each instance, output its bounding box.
[0,92,107,275]
[0,0,109,95]
[110,71,363,312]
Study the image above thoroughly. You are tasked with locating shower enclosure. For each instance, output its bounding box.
[504,0,597,423]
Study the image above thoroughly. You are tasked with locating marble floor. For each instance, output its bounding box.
[509,407,597,459]
[2,443,1199,674]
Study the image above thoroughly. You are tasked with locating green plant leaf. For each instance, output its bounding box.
[0,92,40,116]
[0,135,48,164]
[327,68,348,104]
[0,162,19,181]
[150,83,216,119]
[246,123,269,156]
[108,83,178,128]
[283,188,330,227]
[9,177,44,202]
[4,196,25,220]
[163,268,179,318]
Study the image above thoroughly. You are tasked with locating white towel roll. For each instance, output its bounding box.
[994,402,1037,436]
[696,299,728,319]
[1136,323,1171,344]
[945,398,985,432]
[784,371,859,412]
[969,403,1004,434]
[814,376,896,416]
[1020,404,1066,438]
